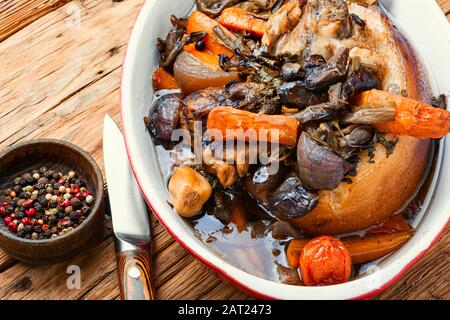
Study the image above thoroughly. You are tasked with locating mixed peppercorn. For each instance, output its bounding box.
[0,167,95,240]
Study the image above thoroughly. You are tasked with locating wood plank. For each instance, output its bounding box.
[0,0,71,42]
[437,0,450,15]
[375,227,450,300]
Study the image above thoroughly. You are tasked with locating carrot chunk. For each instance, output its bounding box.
[183,43,221,69]
[207,107,300,146]
[367,215,412,235]
[152,68,179,91]
[186,11,235,58]
[286,239,308,269]
[353,89,450,139]
[286,231,413,269]
[218,8,267,38]
[344,232,412,264]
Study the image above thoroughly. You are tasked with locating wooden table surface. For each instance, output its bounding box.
[0,0,448,300]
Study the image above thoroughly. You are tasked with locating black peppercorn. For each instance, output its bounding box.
[16,212,26,220]
[18,179,26,187]
[43,171,52,179]
[58,211,67,219]
[39,166,48,174]
[52,173,60,180]
[44,230,53,239]
[19,192,29,200]
[17,231,25,238]
[33,225,42,233]
[23,225,33,234]
[13,185,22,193]
[69,212,79,223]
[49,200,57,208]
[38,197,48,206]
[26,177,34,185]
[81,206,91,216]
[195,39,206,51]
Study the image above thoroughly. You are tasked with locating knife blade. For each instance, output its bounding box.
[103,115,155,300]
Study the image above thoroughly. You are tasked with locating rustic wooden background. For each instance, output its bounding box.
[0,0,448,300]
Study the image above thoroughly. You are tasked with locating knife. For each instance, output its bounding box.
[103,115,156,300]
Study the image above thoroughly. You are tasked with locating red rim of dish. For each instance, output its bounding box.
[119,2,450,300]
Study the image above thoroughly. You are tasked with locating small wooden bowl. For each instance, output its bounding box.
[0,139,104,264]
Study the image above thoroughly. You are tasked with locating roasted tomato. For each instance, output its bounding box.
[300,236,352,286]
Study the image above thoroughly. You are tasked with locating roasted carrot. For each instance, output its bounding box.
[353,89,450,139]
[286,239,308,268]
[152,68,179,91]
[367,215,412,236]
[207,107,300,146]
[287,231,413,268]
[217,8,267,38]
[186,11,235,58]
[183,43,221,69]
[299,236,352,286]
[344,232,412,264]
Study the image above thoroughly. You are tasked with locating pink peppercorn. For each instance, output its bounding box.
[26,208,36,217]
[8,222,17,232]
[4,216,12,225]
[74,192,84,200]
[62,199,71,207]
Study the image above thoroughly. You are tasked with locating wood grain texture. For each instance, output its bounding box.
[0,0,448,300]
[0,0,71,42]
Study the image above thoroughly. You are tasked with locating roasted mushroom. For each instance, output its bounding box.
[203,145,239,188]
[195,0,243,18]
[244,163,288,204]
[338,125,374,148]
[304,48,350,91]
[145,94,183,143]
[341,67,380,100]
[297,132,353,190]
[292,83,346,124]
[267,173,319,219]
[278,81,329,109]
[169,166,213,217]
[281,62,304,81]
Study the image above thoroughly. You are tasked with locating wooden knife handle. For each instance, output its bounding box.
[116,249,156,300]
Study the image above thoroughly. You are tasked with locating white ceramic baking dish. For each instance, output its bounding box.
[121,0,450,299]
